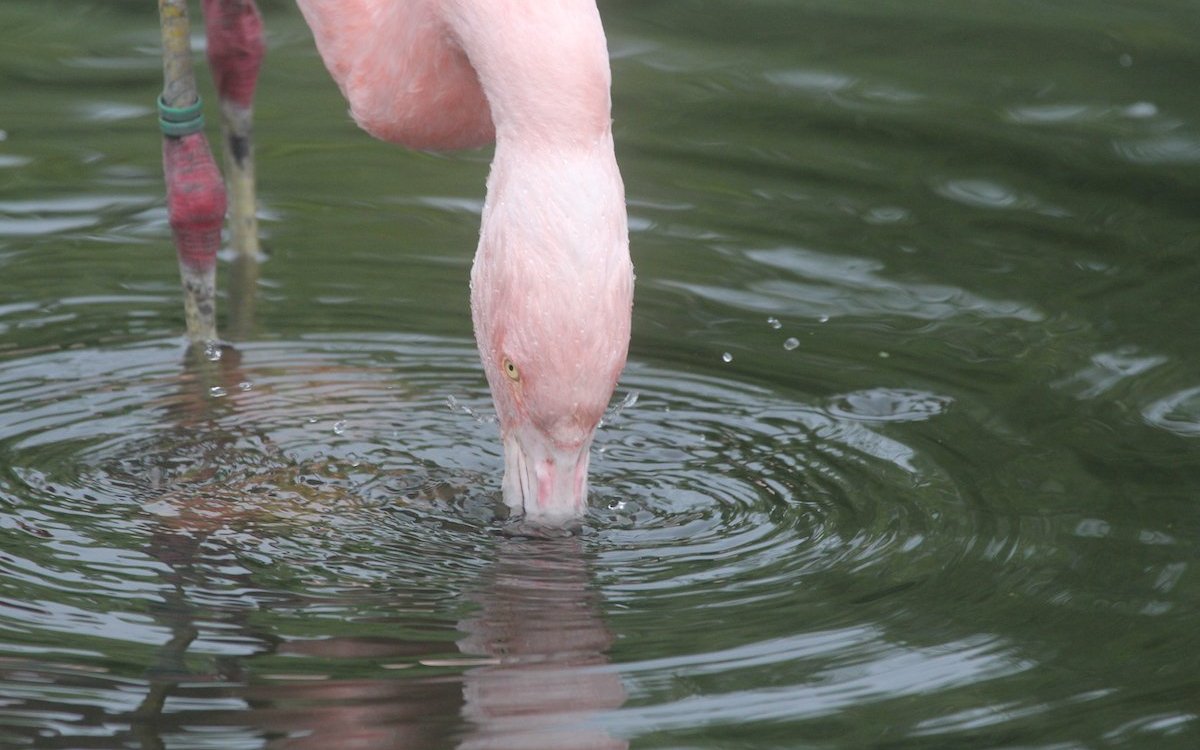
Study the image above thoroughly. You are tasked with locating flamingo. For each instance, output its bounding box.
[157,1,634,524]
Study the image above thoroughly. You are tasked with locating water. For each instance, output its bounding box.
[2,1,1199,747]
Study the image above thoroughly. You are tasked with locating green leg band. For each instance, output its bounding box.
[158,95,206,137]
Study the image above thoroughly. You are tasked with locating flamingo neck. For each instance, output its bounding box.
[445,0,614,150]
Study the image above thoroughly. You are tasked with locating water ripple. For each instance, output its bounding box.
[1114,134,1200,165]
[0,334,975,698]
[1142,385,1200,437]
[663,245,1042,323]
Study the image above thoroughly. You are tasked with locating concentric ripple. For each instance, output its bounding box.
[0,331,986,744]
[1,322,1196,747]
[593,365,968,585]
[9,331,1176,744]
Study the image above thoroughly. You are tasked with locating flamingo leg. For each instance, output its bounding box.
[158,0,225,345]
[202,0,264,261]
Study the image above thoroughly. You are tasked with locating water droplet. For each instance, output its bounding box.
[307,417,318,424]
[818,315,830,323]
[879,351,891,358]
[203,342,223,362]
[208,386,227,398]
[767,317,782,329]
[347,452,361,468]
[722,352,733,363]
[1119,53,1133,68]
[238,381,253,392]
[332,419,347,435]
[783,337,800,351]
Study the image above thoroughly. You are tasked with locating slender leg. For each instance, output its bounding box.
[202,0,264,260]
[158,0,226,344]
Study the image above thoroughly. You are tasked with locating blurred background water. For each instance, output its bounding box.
[1,1,1199,748]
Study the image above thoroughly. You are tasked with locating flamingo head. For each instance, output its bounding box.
[470,154,632,524]
[472,265,632,525]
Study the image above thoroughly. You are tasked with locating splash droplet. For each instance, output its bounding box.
[447,394,498,424]
[767,317,782,329]
[818,314,830,323]
[238,381,253,392]
[600,390,640,428]
[722,352,733,363]
[208,385,227,398]
[332,419,347,435]
[783,337,800,351]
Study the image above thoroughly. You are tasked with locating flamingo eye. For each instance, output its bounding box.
[502,356,520,382]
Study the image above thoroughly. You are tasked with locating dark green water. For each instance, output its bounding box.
[2,1,1200,747]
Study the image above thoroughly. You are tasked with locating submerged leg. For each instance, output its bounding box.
[202,0,264,260]
[158,0,226,344]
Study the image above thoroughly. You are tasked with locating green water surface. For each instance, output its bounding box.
[1,1,1199,748]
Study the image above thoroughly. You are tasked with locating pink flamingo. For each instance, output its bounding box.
[157,1,634,523]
